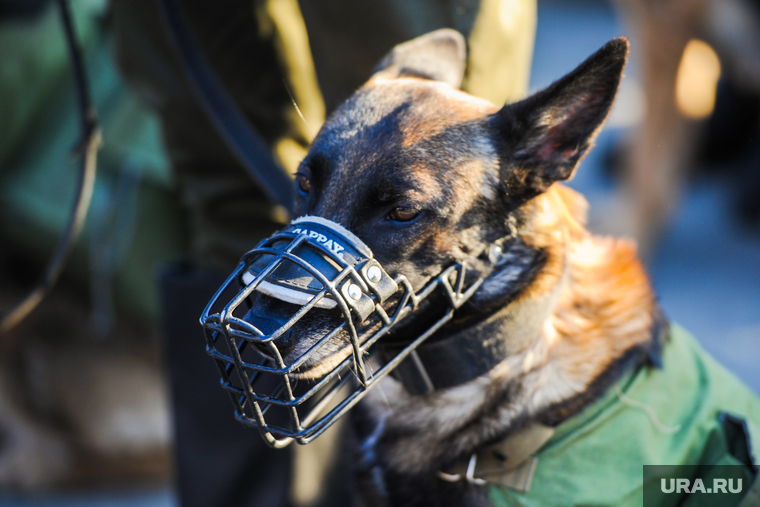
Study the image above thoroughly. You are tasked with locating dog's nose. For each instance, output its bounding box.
[242,295,301,358]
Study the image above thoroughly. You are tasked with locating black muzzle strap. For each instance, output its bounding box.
[240,216,398,321]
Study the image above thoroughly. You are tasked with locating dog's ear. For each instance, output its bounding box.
[489,37,629,204]
[372,29,466,89]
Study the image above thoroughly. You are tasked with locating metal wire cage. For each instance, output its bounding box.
[200,218,483,447]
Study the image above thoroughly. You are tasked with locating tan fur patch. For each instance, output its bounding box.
[367,77,498,148]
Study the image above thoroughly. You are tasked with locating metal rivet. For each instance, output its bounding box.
[347,283,362,301]
[489,245,503,264]
[366,266,382,283]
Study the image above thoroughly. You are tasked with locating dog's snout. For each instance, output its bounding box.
[272,329,298,360]
[243,294,295,335]
[240,294,295,357]
[242,291,342,367]
[242,319,300,366]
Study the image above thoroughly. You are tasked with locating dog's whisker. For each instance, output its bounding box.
[283,79,314,139]
[365,358,392,413]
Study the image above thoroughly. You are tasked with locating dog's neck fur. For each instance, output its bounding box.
[360,183,663,477]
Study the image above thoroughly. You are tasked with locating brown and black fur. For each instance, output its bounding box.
[248,30,666,506]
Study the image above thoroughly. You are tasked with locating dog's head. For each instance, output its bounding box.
[237,31,628,383]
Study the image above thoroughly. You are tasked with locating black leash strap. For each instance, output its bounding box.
[156,0,295,213]
[0,0,101,335]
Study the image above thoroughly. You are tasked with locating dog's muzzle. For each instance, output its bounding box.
[200,216,483,447]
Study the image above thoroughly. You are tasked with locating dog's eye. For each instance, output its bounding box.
[297,174,312,194]
[387,207,420,222]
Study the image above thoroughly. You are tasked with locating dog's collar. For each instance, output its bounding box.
[388,265,566,395]
[438,423,555,492]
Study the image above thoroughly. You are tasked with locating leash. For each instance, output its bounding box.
[156,0,295,213]
[0,0,101,335]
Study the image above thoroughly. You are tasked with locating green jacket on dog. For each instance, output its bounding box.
[488,324,760,507]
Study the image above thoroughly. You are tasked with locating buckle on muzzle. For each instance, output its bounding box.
[200,216,482,447]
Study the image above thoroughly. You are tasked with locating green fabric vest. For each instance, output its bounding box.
[488,324,760,507]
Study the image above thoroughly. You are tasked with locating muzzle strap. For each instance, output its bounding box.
[241,215,397,320]
[390,270,566,395]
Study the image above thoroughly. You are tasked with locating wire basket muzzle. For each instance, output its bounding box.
[200,216,403,446]
[200,216,481,447]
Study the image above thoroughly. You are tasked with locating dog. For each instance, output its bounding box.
[234,30,760,506]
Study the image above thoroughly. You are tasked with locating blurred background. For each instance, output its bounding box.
[0,0,758,505]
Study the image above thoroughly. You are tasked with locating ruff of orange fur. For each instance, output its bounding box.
[525,183,657,393]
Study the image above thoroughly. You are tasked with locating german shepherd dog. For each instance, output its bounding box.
[248,30,667,505]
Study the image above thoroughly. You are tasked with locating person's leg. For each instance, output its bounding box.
[611,0,705,252]
[298,0,536,114]
[112,0,318,269]
[112,3,345,507]
[463,0,536,104]
[158,265,291,507]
